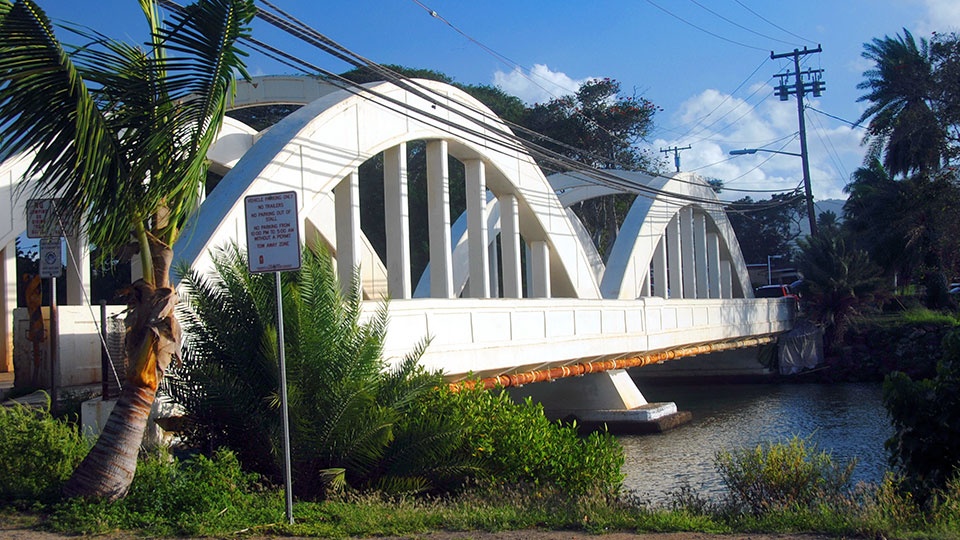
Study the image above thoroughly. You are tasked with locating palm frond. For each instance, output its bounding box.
[147,0,255,244]
[0,0,125,231]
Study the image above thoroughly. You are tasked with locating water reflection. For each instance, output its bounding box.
[619,382,892,501]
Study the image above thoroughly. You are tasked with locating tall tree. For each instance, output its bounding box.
[726,193,804,265]
[0,0,255,499]
[519,78,659,259]
[929,31,960,165]
[856,29,943,177]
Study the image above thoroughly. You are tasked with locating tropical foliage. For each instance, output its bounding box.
[715,436,856,515]
[856,29,942,176]
[0,399,90,503]
[796,232,884,351]
[883,329,960,503]
[725,193,804,265]
[418,385,624,497]
[843,161,960,306]
[0,0,255,499]
[848,29,960,308]
[167,243,455,498]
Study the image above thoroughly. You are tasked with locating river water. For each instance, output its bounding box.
[618,382,892,502]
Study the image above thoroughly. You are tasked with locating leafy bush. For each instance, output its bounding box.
[166,244,447,498]
[416,384,624,496]
[715,435,856,514]
[883,328,960,502]
[0,399,90,503]
[50,449,281,535]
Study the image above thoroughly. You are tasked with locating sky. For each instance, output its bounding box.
[33,0,960,202]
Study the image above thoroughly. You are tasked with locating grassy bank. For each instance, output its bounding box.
[2,438,957,539]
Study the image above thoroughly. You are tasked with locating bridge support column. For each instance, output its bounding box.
[66,232,90,305]
[384,143,412,299]
[707,232,721,299]
[427,140,454,298]
[652,237,667,298]
[694,212,708,298]
[464,159,489,298]
[720,259,732,298]
[487,238,500,298]
[528,240,550,298]
[667,215,682,299]
[680,207,696,298]
[335,170,362,295]
[509,369,684,433]
[500,193,522,298]
[1,240,15,372]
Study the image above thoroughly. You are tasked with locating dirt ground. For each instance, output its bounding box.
[0,509,841,540]
[0,524,843,540]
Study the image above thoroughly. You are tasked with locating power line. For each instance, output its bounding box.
[732,0,815,45]
[644,0,769,52]
[807,106,861,128]
[667,55,770,142]
[157,0,753,210]
[688,0,801,47]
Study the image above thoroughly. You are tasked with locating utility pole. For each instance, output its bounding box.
[771,45,823,236]
[660,145,691,173]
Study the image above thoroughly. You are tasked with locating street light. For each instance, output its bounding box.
[728,147,817,235]
[729,148,801,157]
[767,254,784,285]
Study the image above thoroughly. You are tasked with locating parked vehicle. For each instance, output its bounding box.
[754,284,800,308]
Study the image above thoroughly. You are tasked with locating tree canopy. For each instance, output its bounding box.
[726,193,805,266]
[848,29,960,306]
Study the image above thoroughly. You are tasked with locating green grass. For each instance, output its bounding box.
[899,307,960,325]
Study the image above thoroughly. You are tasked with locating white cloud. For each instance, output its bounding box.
[918,0,960,33]
[492,64,593,105]
[652,90,866,202]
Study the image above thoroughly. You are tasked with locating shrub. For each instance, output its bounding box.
[715,435,856,514]
[416,384,624,496]
[0,399,90,503]
[166,243,445,498]
[883,328,960,502]
[50,449,281,535]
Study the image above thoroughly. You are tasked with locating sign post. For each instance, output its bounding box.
[28,200,70,412]
[39,237,63,409]
[244,191,301,524]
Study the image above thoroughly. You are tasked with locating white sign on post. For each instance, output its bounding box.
[245,191,301,273]
[39,237,63,279]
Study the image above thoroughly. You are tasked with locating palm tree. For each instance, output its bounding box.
[856,29,944,177]
[797,233,885,353]
[0,0,255,499]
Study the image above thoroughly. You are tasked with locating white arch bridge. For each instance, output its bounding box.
[1,76,794,421]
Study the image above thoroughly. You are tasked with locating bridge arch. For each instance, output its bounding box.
[592,171,753,300]
[434,169,753,301]
[176,78,602,300]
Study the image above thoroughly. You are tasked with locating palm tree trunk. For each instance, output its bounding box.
[63,262,181,500]
[62,382,156,500]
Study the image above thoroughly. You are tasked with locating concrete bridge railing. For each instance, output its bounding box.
[375,296,795,381]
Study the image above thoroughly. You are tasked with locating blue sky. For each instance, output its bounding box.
[35,0,960,201]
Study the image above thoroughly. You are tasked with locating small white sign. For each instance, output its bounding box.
[39,237,63,278]
[245,191,301,273]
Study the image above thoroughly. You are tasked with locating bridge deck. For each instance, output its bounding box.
[374,297,794,381]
